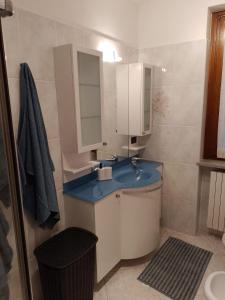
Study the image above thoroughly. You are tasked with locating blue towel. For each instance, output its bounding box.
[17,63,60,228]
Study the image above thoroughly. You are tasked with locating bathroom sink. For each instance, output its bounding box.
[115,170,152,184]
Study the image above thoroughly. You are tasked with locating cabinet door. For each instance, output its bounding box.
[116,63,153,137]
[54,45,103,154]
[74,48,103,153]
[95,193,121,282]
[121,186,161,259]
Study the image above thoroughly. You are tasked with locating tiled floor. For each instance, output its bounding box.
[94,228,225,300]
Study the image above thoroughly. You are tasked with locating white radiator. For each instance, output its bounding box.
[207,171,225,231]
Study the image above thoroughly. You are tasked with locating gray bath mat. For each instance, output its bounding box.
[138,237,213,300]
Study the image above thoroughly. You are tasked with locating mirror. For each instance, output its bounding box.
[77,51,102,148]
[96,62,129,161]
[144,67,152,132]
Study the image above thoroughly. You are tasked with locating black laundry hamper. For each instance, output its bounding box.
[34,227,98,300]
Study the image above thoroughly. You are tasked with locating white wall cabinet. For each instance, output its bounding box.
[54,45,103,154]
[64,182,161,283]
[116,63,153,136]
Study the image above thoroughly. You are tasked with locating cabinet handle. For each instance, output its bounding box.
[116,194,120,198]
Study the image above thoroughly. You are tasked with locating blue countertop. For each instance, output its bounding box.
[63,159,162,203]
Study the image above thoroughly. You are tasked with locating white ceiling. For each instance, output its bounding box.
[130,0,145,5]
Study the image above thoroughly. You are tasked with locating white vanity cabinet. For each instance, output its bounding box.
[54,45,103,154]
[116,63,153,136]
[64,182,161,283]
[95,193,121,281]
[121,185,161,259]
[64,192,121,283]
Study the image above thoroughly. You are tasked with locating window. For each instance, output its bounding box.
[204,10,225,159]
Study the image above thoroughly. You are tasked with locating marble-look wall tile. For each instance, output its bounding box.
[162,163,199,234]
[162,169,198,235]
[36,81,60,140]
[55,191,65,230]
[7,78,20,136]
[140,40,206,234]
[162,197,197,235]
[48,138,63,191]
[153,84,204,127]
[17,10,57,81]
[85,31,108,51]
[56,22,87,48]
[103,63,116,93]
[173,40,207,85]
[163,163,199,204]
[145,124,201,164]
[139,44,177,88]
[2,13,21,78]
[139,40,206,88]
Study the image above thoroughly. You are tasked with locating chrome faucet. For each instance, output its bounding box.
[105,154,118,161]
[131,157,144,178]
[131,156,144,165]
[92,166,99,172]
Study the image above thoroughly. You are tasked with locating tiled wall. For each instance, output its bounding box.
[139,40,207,234]
[2,8,137,299]
[1,5,210,298]
[2,9,65,299]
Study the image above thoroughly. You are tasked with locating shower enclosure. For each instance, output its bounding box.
[0,1,32,299]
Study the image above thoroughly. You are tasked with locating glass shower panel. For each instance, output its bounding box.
[0,124,23,300]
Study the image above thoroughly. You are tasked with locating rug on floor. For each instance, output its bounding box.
[138,237,213,300]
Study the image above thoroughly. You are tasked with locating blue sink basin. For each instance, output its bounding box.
[115,170,152,184]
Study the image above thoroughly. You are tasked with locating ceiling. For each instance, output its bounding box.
[130,0,146,5]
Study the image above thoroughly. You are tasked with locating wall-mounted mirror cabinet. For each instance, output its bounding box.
[54,45,103,154]
[116,63,153,137]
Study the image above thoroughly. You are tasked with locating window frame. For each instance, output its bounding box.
[204,10,225,159]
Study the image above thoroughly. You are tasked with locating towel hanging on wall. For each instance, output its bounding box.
[17,63,60,228]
